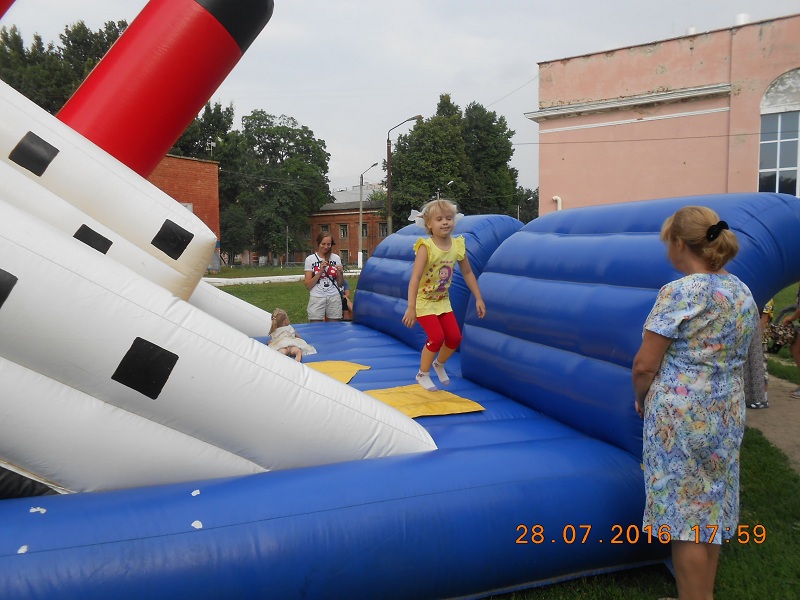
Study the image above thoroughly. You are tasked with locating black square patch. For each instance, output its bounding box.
[111,337,179,400]
[73,225,113,254]
[151,219,194,260]
[0,268,19,310]
[8,131,60,176]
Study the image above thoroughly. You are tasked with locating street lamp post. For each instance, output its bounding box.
[358,161,378,269]
[386,114,422,234]
[517,196,535,221]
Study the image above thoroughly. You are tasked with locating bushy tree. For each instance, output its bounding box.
[388,93,520,228]
[0,21,125,113]
[461,102,517,215]
[219,204,253,265]
[223,111,332,257]
[515,187,539,223]
[170,101,235,159]
[390,96,467,224]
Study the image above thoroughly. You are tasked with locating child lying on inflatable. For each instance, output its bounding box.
[267,308,317,362]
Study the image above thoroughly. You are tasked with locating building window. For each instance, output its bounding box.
[379,222,388,238]
[339,224,348,239]
[759,111,799,196]
[340,249,349,264]
[361,223,368,238]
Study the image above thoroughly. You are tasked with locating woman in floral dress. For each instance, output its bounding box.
[632,206,757,600]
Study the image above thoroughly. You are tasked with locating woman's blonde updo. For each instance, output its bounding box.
[660,206,739,271]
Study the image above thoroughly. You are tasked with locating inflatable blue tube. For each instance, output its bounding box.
[464,192,800,456]
[1,433,661,599]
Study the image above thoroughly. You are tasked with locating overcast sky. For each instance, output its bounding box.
[3,0,799,195]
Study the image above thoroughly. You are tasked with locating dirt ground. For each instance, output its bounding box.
[745,375,800,474]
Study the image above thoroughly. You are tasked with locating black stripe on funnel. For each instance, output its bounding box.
[194,0,275,53]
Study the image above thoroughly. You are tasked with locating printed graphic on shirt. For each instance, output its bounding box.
[312,259,338,289]
[421,261,454,302]
[306,252,342,296]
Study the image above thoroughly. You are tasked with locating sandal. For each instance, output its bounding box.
[791,388,800,399]
[747,401,769,409]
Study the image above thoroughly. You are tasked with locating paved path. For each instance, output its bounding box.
[746,375,800,474]
[204,271,361,287]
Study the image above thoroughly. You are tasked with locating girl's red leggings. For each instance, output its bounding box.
[417,311,462,353]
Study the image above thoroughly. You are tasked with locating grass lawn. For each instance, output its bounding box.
[216,280,800,599]
[218,277,352,326]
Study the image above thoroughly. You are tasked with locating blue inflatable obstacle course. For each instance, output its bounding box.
[1,193,799,599]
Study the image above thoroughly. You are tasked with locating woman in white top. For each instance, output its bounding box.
[304,231,345,322]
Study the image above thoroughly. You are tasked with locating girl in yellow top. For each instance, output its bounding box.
[402,199,486,391]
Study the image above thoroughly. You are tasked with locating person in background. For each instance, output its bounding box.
[745,299,772,410]
[632,206,757,600]
[402,199,485,392]
[304,232,345,323]
[341,278,354,321]
[780,284,800,399]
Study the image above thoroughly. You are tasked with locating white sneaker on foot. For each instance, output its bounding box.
[432,360,450,385]
[416,371,438,392]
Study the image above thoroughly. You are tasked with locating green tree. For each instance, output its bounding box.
[389,93,520,227]
[219,204,253,265]
[0,21,125,114]
[170,101,235,159]
[58,20,126,85]
[229,111,332,257]
[462,102,517,215]
[390,94,467,225]
[515,187,539,223]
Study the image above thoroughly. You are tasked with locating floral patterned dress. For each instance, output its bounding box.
[642,273,757,543]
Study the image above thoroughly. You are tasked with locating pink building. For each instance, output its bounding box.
[528,13,800,215]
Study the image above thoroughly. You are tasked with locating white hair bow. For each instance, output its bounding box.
[408,209,426,228]
[408,208,464,229]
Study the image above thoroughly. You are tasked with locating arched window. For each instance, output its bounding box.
[759,69,800,196]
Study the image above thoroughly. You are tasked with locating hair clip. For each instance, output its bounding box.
[705,220,729,242]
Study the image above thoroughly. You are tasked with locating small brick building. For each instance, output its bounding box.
[307,200,388,267]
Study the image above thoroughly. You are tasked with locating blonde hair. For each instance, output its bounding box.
[660,206,738,271]
[270,308,290,335]
[419,198,458,235]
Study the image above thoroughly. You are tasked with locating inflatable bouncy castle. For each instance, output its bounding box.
[1,1,800,598]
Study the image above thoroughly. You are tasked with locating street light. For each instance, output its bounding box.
[358,161,379,269]
[517,196,534,221]
[386,114,423,234]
